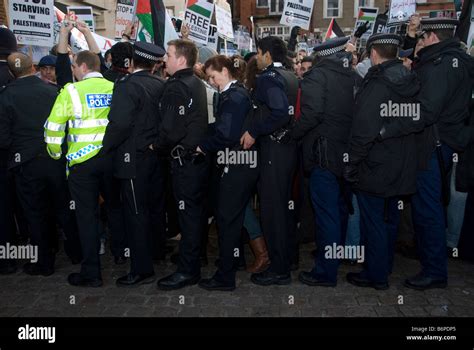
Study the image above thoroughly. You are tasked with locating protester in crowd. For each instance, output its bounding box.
[37,55,57,84]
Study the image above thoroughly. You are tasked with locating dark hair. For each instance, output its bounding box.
[167,39,198,67]
[257,36,288,63]
[432,29,454,42]
[245,55,262,91]
[75,50,100,72]
[110,42,134,69]
[132,53,156,70]
[371,45,398,60]
[204,55,246,83]
[7,52,33,77]
[301,56,313,64]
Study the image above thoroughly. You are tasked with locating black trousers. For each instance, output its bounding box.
[171,157,210,276]
[68,155,125,280]
[121,152,163,275]
[0,160,15,268]
[215,162,259,283]
[149,158,167,261]
[258,138,297,275]
[12,157,81,268]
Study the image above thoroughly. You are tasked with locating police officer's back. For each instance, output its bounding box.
[102,42,166,287]
[0,52,81,275]
[156,39,210,291]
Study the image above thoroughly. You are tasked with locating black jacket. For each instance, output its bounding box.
[382,38,474,169]
[0,61,14,86]
[292,52,356,176]
[156,68,208,151]
[0,75,58,169]
[348,59,421,198]
[102,70,165,179]
[199,82,252,153]
[248,64,298,139]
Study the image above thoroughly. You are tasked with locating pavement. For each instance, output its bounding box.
[1,233,474,318]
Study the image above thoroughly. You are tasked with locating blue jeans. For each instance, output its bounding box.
[357,193,400,284]
[243,200,262,240]
[447,163,468,248]
[346,194,361,247]
[309,167,348,283]
[412,145,453,280]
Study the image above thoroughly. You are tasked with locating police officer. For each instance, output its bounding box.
[344,34,420,290]
[241,36,298,286]
[196,55,258,291]
[0,52,82,275]
[291,37,355,287]
[45,50,125,287]
[156,39,210,290]
[379,19,474,290]
[102,42,166,287]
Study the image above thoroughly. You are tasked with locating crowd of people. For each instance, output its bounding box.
[0,14,473,293]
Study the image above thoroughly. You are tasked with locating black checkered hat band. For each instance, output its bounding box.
[370,38,401,46]
[421,23,457,31]
[315,43,346,57]
[135,50,160,61]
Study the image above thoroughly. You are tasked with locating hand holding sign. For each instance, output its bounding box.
[75,20,91,34]
[354,21,370,38]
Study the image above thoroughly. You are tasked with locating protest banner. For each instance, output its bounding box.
[115,0,138,40]
[184,0,214,45]
[280,0,315,31]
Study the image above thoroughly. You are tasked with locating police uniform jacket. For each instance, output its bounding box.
[292,52,356,176]
[102,70,165,179]
[0,76,58,169]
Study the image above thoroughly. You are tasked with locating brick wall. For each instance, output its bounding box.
[0,0,7,26]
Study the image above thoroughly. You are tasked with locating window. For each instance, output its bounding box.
[324,0,343,18]
[257,25,290,41]
[256,0,269,8]
[354,0,374,18]
[269,0,284,15]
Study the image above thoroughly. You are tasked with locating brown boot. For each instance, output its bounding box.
[246,237,270,273]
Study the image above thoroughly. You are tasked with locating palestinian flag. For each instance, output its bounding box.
[136,0,178,47]
[357,7,378,22]
[187,0,213,18]
[325,18,345,40]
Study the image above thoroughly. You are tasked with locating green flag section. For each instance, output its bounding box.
[136,0,177,47]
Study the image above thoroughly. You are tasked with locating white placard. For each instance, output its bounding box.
[215,3,234,40]
[207,24,218,51]
[115,0,138,40]
[280,0,315,31]
[9,0,55,48]
[67,6,95,32]
[184,0,214,45]
[388,0,416,24]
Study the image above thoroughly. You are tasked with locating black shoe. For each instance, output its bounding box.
[68,273,103,287]
[298,271,336,287]
[214,258,246,271]
[404,273,447,291]
[114,256,127,265]
[0,261,17,275]
[23,263,54,277]
[250,270,291,286]
[198,277,236,291]
[157,272,201,291]
[116,272,156,287]
[346,272,389,290]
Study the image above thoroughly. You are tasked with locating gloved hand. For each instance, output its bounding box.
[343,164,359,185]
[354,21,370,38]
